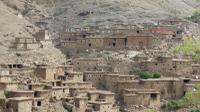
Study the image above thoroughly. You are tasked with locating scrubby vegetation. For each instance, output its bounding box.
[130,69,161,79]
[144,109,157,112]
[4,91,9,98]
[162,84,200,111]
[186,10,200,23]
[192,109,200,112]
[172,37,200,62]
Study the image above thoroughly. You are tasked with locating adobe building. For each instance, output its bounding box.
[74,96,88,112]
[88,101,119,112]
[104,74,136,92]
[35,65,56,80]
[12,37,40,50]
[140,78,184,99]
[63,81,93,90]
[127,35,154,50]
[73,57,105,72]
[59,27,157,51]
[116,80,140,94]
[7,97,33,112]
[172,59,192,76]
[122,89,160,107]
[34,89,51,102]
[6,90,34,98]
[84,71,106,89]
[28,83,46,90]
[0,74,16,82]
[87,90,119,112]
[1,63,24,69]
[191,64,200,76]
[65,71,84,82]
[76,36,105,50]
[0,82,19,91]
[32,97,46,112]
[112,77,185,100]
[41,80,62,87]
[139,56,191,77]
[35,64,70,80]
[69,87,89,97]
[51,86,68,101]
[88,90,116,104]
[103,36,127,50]
[110,59,134,74]
[33,30,50,41]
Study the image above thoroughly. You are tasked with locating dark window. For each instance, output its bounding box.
[8,65,12,69]
[183,79,191,84]
[37,101,42,106]
[13,64,17,68]
[28,85,32,90]
[113,43,116,47]
[151,94,157,100]
[34,92,38,97]
[89,43,91,47]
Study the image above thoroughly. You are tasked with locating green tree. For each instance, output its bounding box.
[153,72,161,78]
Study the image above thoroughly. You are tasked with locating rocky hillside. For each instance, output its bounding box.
[0,0,66,65]
[32,0,199,30]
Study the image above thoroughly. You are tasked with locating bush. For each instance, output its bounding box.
[140,71,153,79]
[4,91,9,98]
[163,84,200,111]
[166,100,182,110]
[153,72,161,78]
[130,69,161,79]
[172,37,200,62]
[192,109,200,112]
[186,10,200,23]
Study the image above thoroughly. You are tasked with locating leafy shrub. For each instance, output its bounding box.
[163,84,200,111]
[166,100,182,110]
[130,69,161,79]
[192,109,200,112]
[140,71,153,79]
[4,91,9,98]
[186,10,200,23]
[172,37,200,62]
[153,72,161,78]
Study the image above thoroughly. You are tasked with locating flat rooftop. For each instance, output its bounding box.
[8,97,33,101]
[88,90,115,95]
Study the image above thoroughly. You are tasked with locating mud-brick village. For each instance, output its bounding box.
[1,0,200,112]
